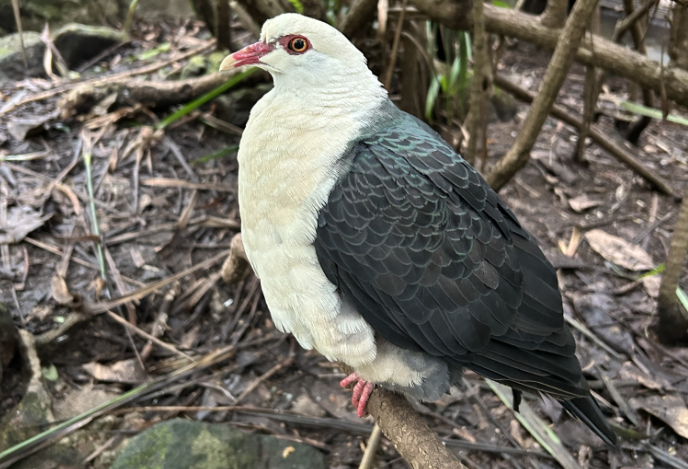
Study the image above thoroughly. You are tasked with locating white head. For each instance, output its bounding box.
[220,14,386,95]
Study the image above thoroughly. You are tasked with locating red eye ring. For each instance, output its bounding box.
[280,35,311,54]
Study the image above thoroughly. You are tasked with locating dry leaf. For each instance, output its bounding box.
[0,206,52,244]
[630,394,688,439]
[568,194,603,213]
[618,361,670,392]
[584,229,654,271]
[82,358,147,384]
[51,274,74,305]
[642,275,660,298]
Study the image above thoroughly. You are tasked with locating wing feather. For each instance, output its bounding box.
[314,113,589,399]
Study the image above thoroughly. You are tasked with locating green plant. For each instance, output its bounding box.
[424,24,472,125]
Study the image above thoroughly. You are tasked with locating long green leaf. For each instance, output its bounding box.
[157,67,258,130]
[620,101,688,127]
[486,380,582,469]
[191,145,239,165]
[425,76,441,123]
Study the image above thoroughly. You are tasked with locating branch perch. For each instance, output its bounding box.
[339,365,466,469]
[221,238,465,468]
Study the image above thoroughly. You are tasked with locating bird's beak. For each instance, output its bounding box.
[219,42,274,70]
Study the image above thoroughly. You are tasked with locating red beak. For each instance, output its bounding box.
[219,42,274,70]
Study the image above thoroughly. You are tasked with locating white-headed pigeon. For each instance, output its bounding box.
[219,14,616,446]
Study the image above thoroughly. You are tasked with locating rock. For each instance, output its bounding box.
[0,31,44,81]
[0,24,128,80]
[110,419,327,469]
[0,0,193,33]
[52,23,128,69]
[0,0,126,33]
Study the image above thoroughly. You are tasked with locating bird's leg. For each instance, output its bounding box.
[340,372,375,417]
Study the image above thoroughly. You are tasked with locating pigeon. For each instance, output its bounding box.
[219,13,616,446]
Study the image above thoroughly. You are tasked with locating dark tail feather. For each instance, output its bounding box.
[561,396,618,447]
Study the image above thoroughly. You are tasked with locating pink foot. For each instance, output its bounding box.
[339,372,375,417]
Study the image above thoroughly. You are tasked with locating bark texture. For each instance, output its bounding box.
[669,1,688,70]
[654,182,688,345]
[339,364,467,469]
[339,0,379,38]
[540,0,568,29]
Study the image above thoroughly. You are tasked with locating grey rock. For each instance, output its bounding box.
[0,31,44,81]
[0,24,128,81]
[0,0,193,33]
[0,0,126,33]
[110,419,327,469]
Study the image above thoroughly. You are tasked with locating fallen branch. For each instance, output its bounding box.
[58,70,268,119]
[0,40,217,119]
[408,0,688,108]
[493,74,679,199]
[486,0,599,190]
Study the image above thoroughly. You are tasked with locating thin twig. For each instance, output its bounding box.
[359,424,383,469]
[104,310,194,361]
[383,0,408,90]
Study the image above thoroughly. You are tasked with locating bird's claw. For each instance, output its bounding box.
[339,372,374,417]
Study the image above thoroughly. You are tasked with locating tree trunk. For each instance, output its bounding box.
[669,1,688,70]
[540,0,568,29]
[654,182,688,345]
[217,0,233,50]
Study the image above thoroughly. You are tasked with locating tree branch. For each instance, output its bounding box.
[465,0,490,166]
[339,0,379,38]
[493,74,678,198]
[485,0,600,191]
[339,364,466,469]
[540,0,568,29]
[669,1,688,69]
[408,0,688,107]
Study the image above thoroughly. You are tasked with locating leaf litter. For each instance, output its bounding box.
[0,13,687,469]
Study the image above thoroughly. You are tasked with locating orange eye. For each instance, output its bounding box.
[288,37,308,53]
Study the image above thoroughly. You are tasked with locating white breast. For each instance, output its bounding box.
[237,88,380,367]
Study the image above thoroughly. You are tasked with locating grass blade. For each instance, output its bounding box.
[620,101,688,127]
[486,379,582,469]
[157,67,258,130]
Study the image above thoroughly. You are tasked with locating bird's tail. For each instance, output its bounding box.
[561,395,617,447]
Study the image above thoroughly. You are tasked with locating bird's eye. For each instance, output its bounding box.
[288,37,308,53]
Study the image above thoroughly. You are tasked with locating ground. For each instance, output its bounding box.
[1,16,688,469]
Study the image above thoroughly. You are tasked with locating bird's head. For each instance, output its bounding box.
[220,14,381,92]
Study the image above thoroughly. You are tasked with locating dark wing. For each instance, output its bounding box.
[315,115,585,399]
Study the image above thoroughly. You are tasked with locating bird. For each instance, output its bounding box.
[219,13,617,446]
